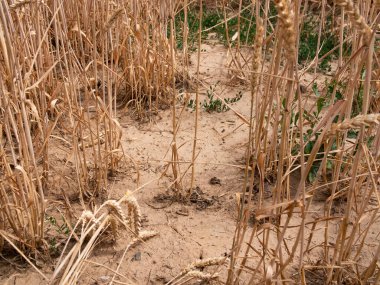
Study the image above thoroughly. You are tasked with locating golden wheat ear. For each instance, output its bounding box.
[122,192,142,235]
[274,0,296,60]
[335,0,373,44]
[327,113,380,136]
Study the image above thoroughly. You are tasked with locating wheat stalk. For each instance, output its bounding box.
[123,192,142,235]
[186,257,228,270]
[103,8,124,32]
[80,210,98,233]
[185,270,219,281]
[102,200,128,237]
[327,113,380,136]
[108,229,158,285]
[103,200,128,223]
[252,17,264,88]
[274,0,296,60]
[335,0,373,44]
[168,257,228,285]
[54,195,156,284]
[128,230,158,248]
[9,0,36,9]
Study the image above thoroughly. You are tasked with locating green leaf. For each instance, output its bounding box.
[312,83,320,97]
[304,141,313,154]
[294,112,300,125]
[282,98,287,109]
[317,97,325,114]
[326,160,333,170]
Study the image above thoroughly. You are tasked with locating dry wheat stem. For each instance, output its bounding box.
[189,0,203,196]
[109,230,158,285]
[54,192,155,284]
[327,113,380,136]
[335,0,373,44]
[167,257,228,285]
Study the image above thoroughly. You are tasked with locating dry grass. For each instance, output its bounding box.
[0,0,166,273]
[227,0,380,284]
[1,0,380,284]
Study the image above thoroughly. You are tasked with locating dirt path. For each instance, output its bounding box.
[85,98,251,284]
[65,94,253,284]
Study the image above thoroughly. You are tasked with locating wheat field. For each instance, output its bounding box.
[0,0,380,284]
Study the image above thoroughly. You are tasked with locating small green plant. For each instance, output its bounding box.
[291,82,337,182]
[324,78,365,118]
[352,71,366,117]
[202,85,242,113]
[326,79,345,102]
[48,237,59,256]
[183,85,242,113]
[303,132,336,183]
[173,6,257,50]
[298,16,338,71]
[347,129,358,139]
[46,215,70,256]
[187,98,196,109]
[46,215,70,235]
[298,78,375,181]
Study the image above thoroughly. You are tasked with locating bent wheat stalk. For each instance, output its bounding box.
[327,113,380,136]
[335,0,373,44]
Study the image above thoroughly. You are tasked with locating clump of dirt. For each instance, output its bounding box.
[151,186,217,210]
[209,176,222,185]
[189,187,216,210]
[151,192,176,207]
[303,267,326,285]
[245,182,273,200]
[302,265,359,285]
[248,211,281,227]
